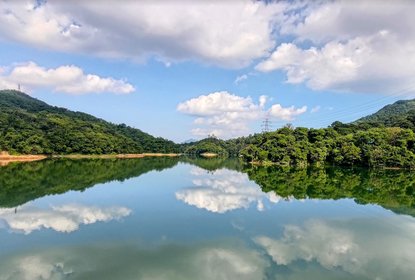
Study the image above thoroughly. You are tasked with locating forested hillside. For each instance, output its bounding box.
[354,98,415,129]
[0,90,180,154]
[238,125,415,168]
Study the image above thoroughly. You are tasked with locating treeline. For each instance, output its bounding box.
[180,123,415,169]
[182,135,262,157]
[239,125,415,168]
[0,90,180,154]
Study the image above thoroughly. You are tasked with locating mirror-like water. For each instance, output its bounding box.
[0,158,414,280]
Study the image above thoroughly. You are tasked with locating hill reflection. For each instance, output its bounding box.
[244,165,415,216]
[0,157,179,207]
[1,158,414,217]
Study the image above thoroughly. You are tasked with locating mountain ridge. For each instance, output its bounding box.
[0,89,180,154]
[354,98,415,129]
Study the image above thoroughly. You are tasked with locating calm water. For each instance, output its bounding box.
[0,157,415,280]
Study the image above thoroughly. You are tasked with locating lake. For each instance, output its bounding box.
[0,157,414,280]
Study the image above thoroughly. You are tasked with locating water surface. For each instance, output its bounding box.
[0,158,414,279]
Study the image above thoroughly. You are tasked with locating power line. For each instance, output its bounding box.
[287,85,415,128]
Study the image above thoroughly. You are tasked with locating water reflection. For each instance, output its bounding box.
[245,166,415,216]
[176,167,284,213]
[0,158,415,279]
[0,157,179,207]
[255,216,415,279]
[0,241,267,280]
[0,203,131,234]
[2,158,414,216]
[180,157,243,172]
[2,215,414,279]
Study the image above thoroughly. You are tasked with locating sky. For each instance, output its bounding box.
[1,0,415,142]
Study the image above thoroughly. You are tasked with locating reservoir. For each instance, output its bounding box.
[0,157,414,279]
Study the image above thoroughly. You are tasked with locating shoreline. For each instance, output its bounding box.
[0,155,48,166]
[53,153,181,159]
[0,153,181,166]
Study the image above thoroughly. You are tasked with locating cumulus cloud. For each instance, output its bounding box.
[1,1,413,95]
[177,91,259,117]
[269,103,307,121]
[0,203,131,234]
[0,0,285,68]
[255,216,415,279]
[0,62,135,94]
[177,91,306,138]
[176,167,284,213]
[256,0,415,95]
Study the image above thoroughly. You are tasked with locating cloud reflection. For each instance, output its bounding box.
[255,217,415,279]
[176,167,283,213]
[0,241,267,280]
[1,215,415,279]
[0,203,131,234]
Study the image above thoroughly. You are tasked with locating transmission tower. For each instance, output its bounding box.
[261,116,272,133]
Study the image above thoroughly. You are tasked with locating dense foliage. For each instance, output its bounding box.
[0,90,180,154]
[238,126,415,168]
[182,137,228,156]
[354,98,415,130]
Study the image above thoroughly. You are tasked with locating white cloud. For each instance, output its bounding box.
[0,1,286,68]
[234,74,248,85]
[1,1,413,95]
[269,103,307,121]
[256,0,415,95]
[259,95,267,108]
[177,91,306,138]
[0,203,131,234]
[0,61,135,94]
[177,91,259,117]
[176,167,284,213]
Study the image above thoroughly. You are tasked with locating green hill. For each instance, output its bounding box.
[0,90,180,154]
[354,99,415,129]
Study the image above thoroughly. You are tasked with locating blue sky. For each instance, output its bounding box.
[1,1,414,142]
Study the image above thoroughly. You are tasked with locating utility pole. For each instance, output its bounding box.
[18,84,21,91]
